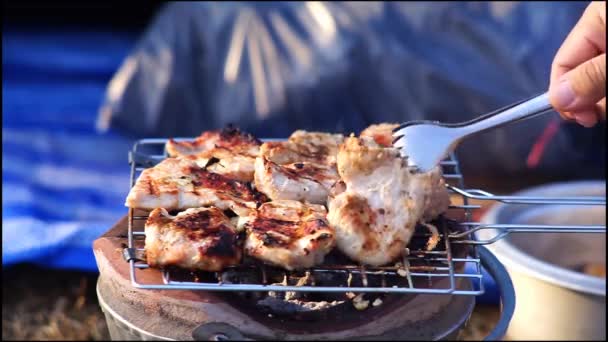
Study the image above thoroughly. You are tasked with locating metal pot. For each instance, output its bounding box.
[479,181,606,340]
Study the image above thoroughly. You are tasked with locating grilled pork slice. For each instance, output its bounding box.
[166,127,261,182]
[260,131,344,166]
[327,137,449,266]
[244,200,335,270]
[145,207,242,271]
[360,123,399,147]
[166,126,261,158]
[253,157,339,204]
[125,158,267,216]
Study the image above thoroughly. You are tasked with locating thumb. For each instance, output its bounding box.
[549,53,606,112]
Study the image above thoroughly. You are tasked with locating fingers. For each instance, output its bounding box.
[550,54,606,111]
[558,97,606,128]
[548,1,606,128]
[572,109,599,128]
[550,1,606,85]
[596,97,606,119]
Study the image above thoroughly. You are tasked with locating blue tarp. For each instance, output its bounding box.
[2,29,138,271]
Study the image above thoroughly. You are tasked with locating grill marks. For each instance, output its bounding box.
[251,218,299,247]
[165,127,261,182]
[188,165,267,204]
[218,126,262,150]
[272,142,330,164]
[147,177,158,196]
[176,212,241,258]
[283,162,336,183]
[254,157,339,204]
[174,209,216,232]
[201,230,241,258]
[248,218,330,248]
[260,131,343,166]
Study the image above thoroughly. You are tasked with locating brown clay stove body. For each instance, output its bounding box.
[94,215,477,341]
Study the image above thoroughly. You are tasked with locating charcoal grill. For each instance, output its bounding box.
[93,137,604,341]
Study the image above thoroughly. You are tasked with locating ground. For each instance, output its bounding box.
[2,264,110,341]
[2,263,498,340]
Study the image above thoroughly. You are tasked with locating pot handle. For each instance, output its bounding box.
[478,246,516,341]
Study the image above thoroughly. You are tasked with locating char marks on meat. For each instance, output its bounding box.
[125,157,267,216]
[166,126,261,182]
[254,131,344,204]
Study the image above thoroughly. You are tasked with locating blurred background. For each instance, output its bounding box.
[2,1,604,340]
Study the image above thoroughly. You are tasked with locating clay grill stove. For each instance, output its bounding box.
[93,138,602,341]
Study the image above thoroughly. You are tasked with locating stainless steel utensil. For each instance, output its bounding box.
[392,92,554,173]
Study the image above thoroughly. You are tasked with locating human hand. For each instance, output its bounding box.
[549,1,606,127]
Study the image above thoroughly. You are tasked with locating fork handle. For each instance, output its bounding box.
[460,92,554,137]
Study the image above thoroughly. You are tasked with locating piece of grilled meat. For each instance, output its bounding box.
[166,126,260,158]
[254,130,343,203]
[125,158,267,216]
[145,207,242,271]
[327,136,449,266]
[259,131,344,166]
[180,148,256,183]
[244,200,335,270]
[254,157,339,204]
[166,126,261,182]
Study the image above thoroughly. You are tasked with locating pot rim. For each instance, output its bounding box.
[478,180,606,297]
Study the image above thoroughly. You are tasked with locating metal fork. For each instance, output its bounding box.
[392,92,553,173]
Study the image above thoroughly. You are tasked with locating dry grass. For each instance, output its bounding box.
[2,264,110,341]
[2,263,498,340]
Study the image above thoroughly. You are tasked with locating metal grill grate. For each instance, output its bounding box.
[123,138,604,295]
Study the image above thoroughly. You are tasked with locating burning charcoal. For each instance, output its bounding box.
[256,297,343,315]
[300,300,344,311]
[258,297,306,314]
